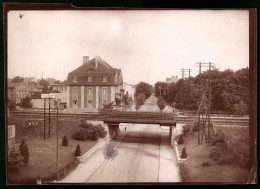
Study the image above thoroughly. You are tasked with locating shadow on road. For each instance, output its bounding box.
[114,132,161,145]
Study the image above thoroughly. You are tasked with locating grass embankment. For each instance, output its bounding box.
[177,127,249,183]
[7,116,99,183]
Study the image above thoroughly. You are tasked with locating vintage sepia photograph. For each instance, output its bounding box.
[5,6,256,185]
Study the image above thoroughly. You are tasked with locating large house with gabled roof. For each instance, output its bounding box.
[66,56,123,111]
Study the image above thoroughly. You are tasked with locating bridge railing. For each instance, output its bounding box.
[105,110,174,120]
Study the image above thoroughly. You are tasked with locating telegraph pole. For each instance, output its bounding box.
[180,68,192,112]
[49,97,51,139]
[56,106,59,180]
[195,62,214,144]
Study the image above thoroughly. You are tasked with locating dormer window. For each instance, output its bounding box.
[88,76,92,82]
[103,76,107,83]
[73,76,78,83]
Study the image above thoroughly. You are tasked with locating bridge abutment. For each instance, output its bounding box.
[107,123,120,141]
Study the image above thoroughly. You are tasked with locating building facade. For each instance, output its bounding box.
[166,75,178,83]
[123,82,136,102]
[66,56,123,112]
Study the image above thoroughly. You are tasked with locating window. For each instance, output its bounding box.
[88,88,92,95]
[102,88,107,94]
[88,100,92,107]
[103,76,107,83]
[73,76,78,83]
[60,86,63,91]
[88,76,92,82]
[64,86,67,91]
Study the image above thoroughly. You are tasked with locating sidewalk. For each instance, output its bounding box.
[59,145,106,183]
[159,130,181,182]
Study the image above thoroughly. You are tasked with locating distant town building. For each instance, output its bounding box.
[123,82,136,102]
[50,83,68,109]
[66,55,123,112]
[8,82,31,103]
[166,75,178,83]
[8,81,44,104]
[51,83,67,93]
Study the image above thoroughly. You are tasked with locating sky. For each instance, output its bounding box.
[8,10,249,85]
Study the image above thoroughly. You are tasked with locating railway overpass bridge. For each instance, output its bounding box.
[12,110,249,140]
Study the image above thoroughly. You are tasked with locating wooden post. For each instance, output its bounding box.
[49,97,51,139]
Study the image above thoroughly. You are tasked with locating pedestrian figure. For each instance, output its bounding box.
[125,127,126,131]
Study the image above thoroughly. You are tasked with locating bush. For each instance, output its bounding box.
[19,140,29,166]
[178,134,184,145]
[72,124,107,141]
[74,144,81,156]
[62,136,68,146]
[209,143,234,165]
[72,128,92,141]
[182,123,200,137]
[92,130,98,141]
[8,148,24,170]
[210,131,226,145]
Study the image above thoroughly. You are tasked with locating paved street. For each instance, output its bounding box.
[60,95,181,183]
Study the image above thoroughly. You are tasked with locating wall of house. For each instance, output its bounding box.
[31,99,55,109]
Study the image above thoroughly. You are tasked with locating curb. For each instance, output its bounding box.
[173,140,187,164]
[77,139,107,163]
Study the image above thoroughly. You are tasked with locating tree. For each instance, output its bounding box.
[21,96,32,108]
[136,93,146,110]
[157,97,166,112]
[54,80,61,84]
[11,76,24,83]
[123,91,129,105]
[62,136,69,146]
[8,100,16,112]
[8,148,24,170]
[233,101,247,115]
[74,144,81,156]
[19,140,29,166]
[39,79,50,86]
[135,82,153,99]
[154,82,167,98]
[42,85,49,93]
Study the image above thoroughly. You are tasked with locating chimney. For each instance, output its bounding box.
[83,56,89,65]
[95,55,98,69]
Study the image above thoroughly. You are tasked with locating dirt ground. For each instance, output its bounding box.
[178,133,250,183]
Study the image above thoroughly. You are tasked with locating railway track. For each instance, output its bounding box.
[11,111,249,126]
